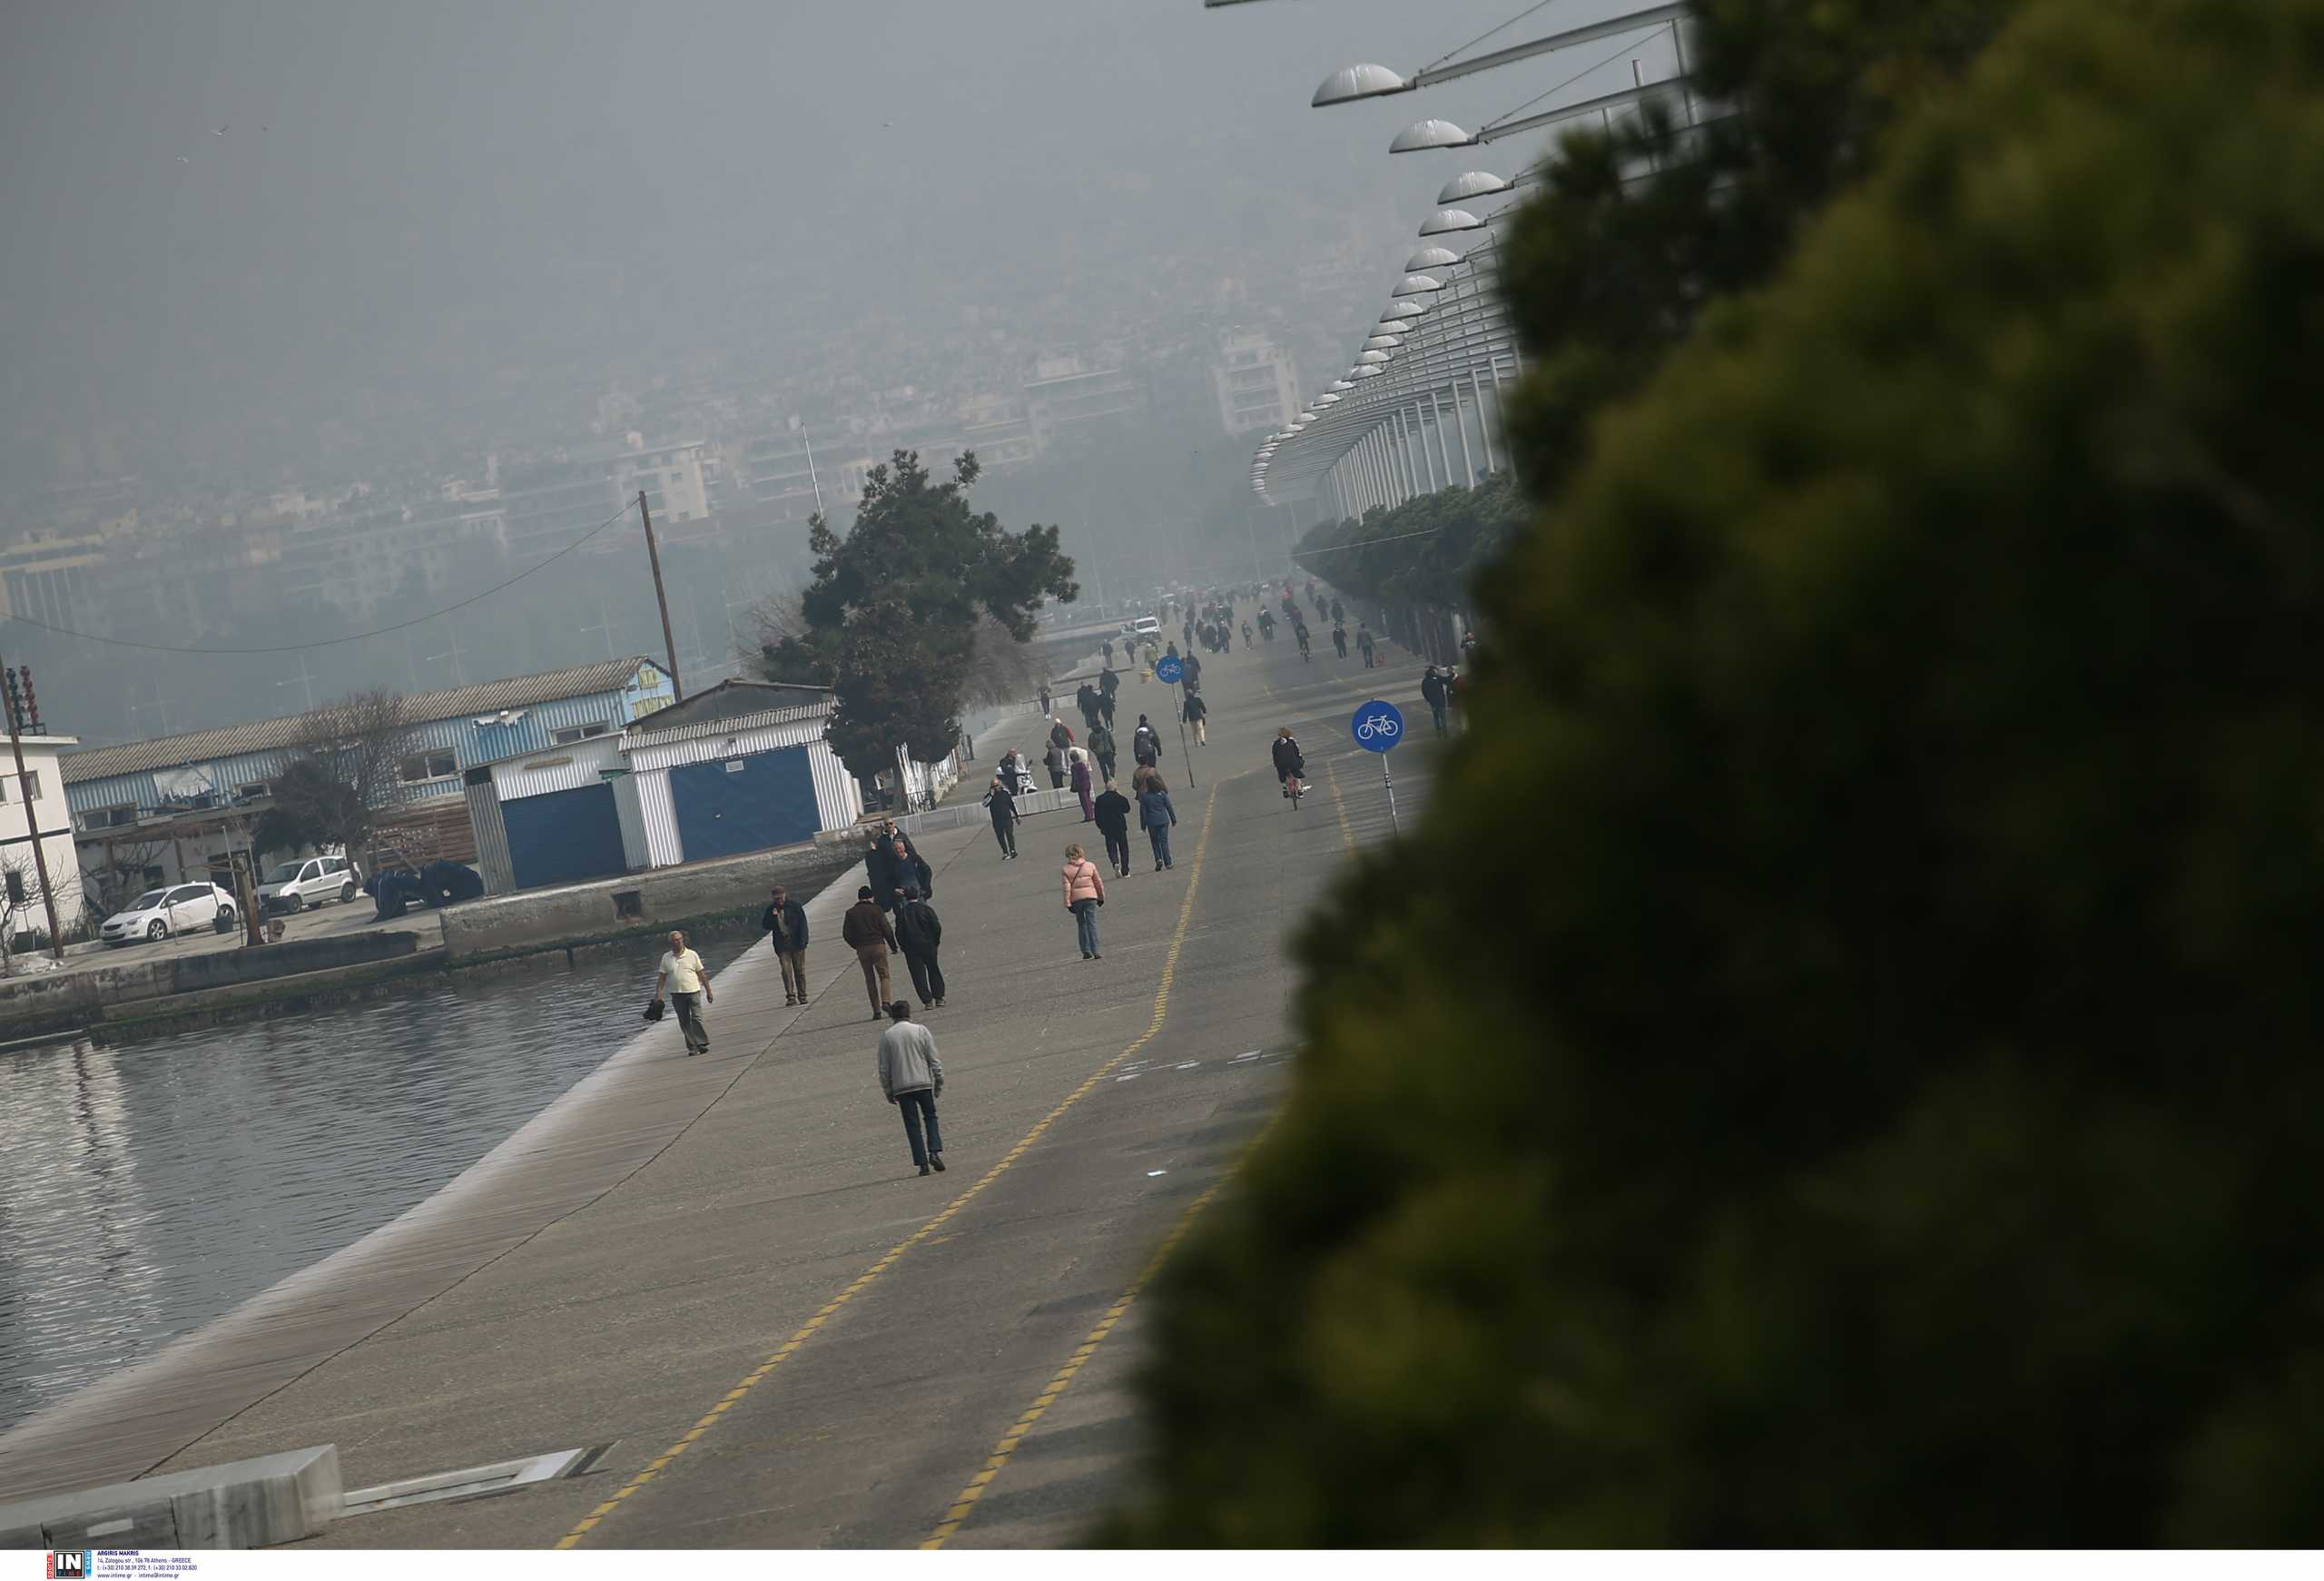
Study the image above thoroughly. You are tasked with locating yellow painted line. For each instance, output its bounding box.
[556,776,1231,1550]
[921,1177,1228,1550]
[1324,758,1357,853]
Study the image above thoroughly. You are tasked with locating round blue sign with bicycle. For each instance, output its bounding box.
[1154,656,1185,684]
[1352,698,1404,753]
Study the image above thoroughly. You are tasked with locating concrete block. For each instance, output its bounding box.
[0,1443,340,1549]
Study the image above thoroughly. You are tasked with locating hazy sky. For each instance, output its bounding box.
[0,0,1676,494]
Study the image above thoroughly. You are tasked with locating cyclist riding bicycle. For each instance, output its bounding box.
[1272,727,1305,801]
[1295,623,1312,661]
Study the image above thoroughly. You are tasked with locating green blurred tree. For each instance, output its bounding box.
[1105,0,2324,1546]
[746,450,1078,780]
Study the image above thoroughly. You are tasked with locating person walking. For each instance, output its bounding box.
[1138,776,1178,871]
[1182,689,1208,746]
[1332,624,1349,660]
[1038,683,1052,717]
[1049,715,1075,754]
[1070,748,1095,821]
[653,929,714,1055]
[1132,715,1160,768]
[1088,719,1118,783]
[863,832,898,915]
[1422,665,1450,736]
[842,886,900,1020]
[894,885,947,1009]
[1099,666,1120,726]
[1093,779,1134,877]
[761,884,810,1006]
[1241,618,1254,647]
[1062,842,1107,959]
[983,772,1019,860]
[1357,623,1377,668]
[1330,597,1344,626]
[876,1001,947,1176]
[1077,681,1101,733]
[1102,637,1116,669]
[885,836,931,913]
[1045,737,1068,790]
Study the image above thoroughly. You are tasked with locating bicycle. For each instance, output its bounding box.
[1286,774,1304,809]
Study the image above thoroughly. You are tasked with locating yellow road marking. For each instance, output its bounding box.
[921,1177,1227,1550]
[556,778,1230,1549]
[1324,758,1357,853]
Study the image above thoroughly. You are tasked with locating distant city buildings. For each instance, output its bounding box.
[1212,330,1303,436]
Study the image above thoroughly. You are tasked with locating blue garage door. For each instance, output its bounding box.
[503,783,629,889]
[671,746,820,863]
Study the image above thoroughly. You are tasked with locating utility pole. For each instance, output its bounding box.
[639,490,683,701]
[1,653,65,961]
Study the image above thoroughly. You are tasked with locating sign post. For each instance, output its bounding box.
[1153,655,1196,786]
[1350,697,1405,834]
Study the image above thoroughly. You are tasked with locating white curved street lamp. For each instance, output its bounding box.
[1439,170,1516,203]
[1309,5,1688,105]
[1419,207,1488,236]
[1406,246,1462,271]
[1392,272,1444,297]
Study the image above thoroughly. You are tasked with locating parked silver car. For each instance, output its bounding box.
[256,854,361,912]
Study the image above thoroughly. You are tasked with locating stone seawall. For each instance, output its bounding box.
[436,836,862,963]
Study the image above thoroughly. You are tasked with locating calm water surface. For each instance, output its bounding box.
[0,934,749,1434]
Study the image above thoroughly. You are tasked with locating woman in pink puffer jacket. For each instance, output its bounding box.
[1061,843,1107,960]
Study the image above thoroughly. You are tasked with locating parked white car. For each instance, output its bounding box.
[100,883,239,945]
[256,854,361,912]
[1129,616,1162,639]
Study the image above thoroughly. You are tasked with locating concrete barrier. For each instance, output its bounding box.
[169,930,420,993]
[0,1444,340,1548]
[0,958,173,1039]
[437,838,860,963]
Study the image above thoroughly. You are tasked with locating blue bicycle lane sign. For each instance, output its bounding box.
[1154,655,1185,685]
[1351,698,1403,753]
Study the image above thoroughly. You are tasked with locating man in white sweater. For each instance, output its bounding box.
[876,1001,947,1176]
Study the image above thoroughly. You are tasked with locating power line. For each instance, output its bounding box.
[1424,0,1561,74]
[0,499,640,656]
[1297,526,1477,556]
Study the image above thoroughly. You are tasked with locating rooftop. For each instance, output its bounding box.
[61,657,661,786]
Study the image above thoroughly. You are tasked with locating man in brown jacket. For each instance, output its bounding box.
[842,885,900,1020]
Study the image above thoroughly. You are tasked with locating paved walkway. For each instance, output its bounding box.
[0,607,1444,1547]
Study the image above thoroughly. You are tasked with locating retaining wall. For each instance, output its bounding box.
[436,835,862,963]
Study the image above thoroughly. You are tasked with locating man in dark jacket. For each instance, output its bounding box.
[886,836,931,912]
[894,886,947,1008]
[1333,624,1350,660]
[1132,715,1160,767]
[1088,720,1118,783]
[1077,681,1101,733]
[1093,779,1135,877]
[1421,666,1450,736]
[984,773,1019,859]
[1182,689,1209,746]
[1182,649,1203,688]
[842,887,899,1019]
[1098,666,1119,726]
[761,884,810,1005]
[863,833,896,911]
[873,818,928,902]
[1357,623,1376,668]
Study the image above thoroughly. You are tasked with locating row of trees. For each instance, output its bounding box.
[747,450,1077,783]
[1293,473,1527,614]
[1108,0,2322,1545]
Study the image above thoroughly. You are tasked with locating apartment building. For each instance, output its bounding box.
[1211,330,1303,437]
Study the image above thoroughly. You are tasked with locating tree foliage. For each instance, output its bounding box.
[255,688,414,861]
[748,450,1077,779]
[1294,475,1527,612]
[1108,0,2324,1545]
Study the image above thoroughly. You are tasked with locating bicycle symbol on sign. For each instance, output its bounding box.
[1354,715,1400,742]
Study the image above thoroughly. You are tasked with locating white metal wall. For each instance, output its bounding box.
[635,767,683,867]
[808,740,862,830]
[488,735,624,800]
[611,773,649,870]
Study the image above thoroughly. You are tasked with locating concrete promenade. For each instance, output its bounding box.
[0,612,1445,1547]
